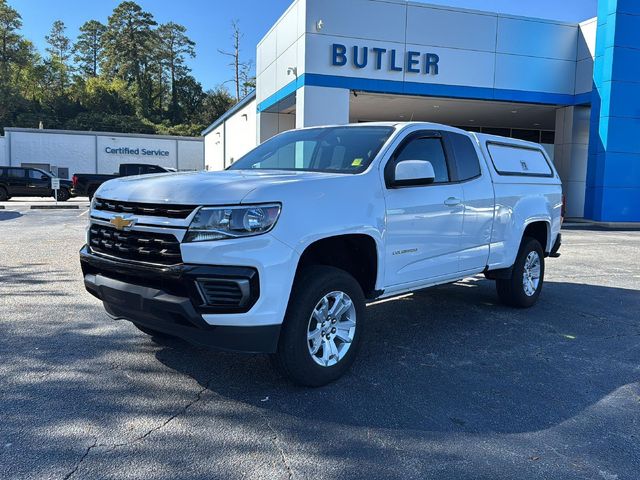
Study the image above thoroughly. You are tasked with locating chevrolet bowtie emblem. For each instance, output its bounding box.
[110,215,136,231]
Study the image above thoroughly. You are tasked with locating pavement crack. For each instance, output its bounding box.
[259,410,294,480]
[60,380,212,478]
[62,438,97,480]
[103,380,212,451]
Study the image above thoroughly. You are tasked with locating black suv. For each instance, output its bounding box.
[0,167,74,201]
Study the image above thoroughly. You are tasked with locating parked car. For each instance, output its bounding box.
[80,122,563,386]
[0,167,74,201]
[72,163,173,199]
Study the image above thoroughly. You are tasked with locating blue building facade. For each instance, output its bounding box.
[586,0,640,222]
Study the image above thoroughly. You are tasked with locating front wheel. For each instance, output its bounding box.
[0,187,8,202]
[496,236,545,308]
[272,266,365,387]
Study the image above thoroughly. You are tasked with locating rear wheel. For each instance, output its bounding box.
[272,265,365,387]
[496,236,545,308]
[0,187,8,202]
[55,188,71,202]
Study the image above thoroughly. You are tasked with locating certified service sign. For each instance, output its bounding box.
[104,146,170,157]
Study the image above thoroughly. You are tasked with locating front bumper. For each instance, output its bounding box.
[80,246,281,353]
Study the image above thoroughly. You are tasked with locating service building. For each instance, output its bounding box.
[0,128,204,179]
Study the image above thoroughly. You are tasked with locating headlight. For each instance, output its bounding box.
[184,204,281,242]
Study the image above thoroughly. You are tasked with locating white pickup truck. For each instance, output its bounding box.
[81,122,563,386]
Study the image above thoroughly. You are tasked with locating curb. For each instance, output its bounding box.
[30,205,80,210]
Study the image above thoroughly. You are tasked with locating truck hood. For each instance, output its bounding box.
[96,170,345,205]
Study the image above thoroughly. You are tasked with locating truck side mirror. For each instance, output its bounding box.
[392,160,436,187]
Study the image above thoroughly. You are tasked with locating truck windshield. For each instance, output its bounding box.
[228,126,394,174]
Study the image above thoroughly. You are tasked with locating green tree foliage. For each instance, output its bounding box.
[0,0,245,136]
[0,0,23,79]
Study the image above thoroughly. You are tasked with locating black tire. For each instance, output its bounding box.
[55,188,71,202]
[272,265,366,387]
[496,236,545,308]
[0,187,8,202]
[133,323,175,340]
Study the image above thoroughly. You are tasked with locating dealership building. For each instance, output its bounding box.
[0,128,204,179]
[203,0,640,223]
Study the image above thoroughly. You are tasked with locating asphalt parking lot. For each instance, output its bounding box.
[1,207,638,480]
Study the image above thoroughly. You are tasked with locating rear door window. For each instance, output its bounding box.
[7,168,26,178]
[447,133,481,181]
[487,143,552,177]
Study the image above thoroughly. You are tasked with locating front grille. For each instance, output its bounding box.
[89,224,182,265]
[94,198,196,219]
[197,279,249,308]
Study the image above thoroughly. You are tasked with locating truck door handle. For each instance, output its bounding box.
[444,197,462,207]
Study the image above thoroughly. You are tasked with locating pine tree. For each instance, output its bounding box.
[101,1,157,116]
[157,22,195,123]
[74,20,106,77]
[45,20,72,93]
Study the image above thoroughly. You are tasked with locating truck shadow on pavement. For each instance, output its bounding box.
[152,277,640,435]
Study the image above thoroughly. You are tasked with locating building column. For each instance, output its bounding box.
[553,106,591,218]
[295,86,349,129]
[257,112,296,143]
[585,0,640,222]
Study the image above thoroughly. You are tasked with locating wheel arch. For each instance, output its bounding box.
[522,219,551,254]
[294,233,382,299]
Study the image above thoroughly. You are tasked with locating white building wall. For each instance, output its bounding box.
[295,86,349,128]
[576,18,597,94]
[314,1,580,92]
[256,0,306,105]
[257,0,592,109]
[224,98,258,165]
[177,140,205,171]
[0,137,7,166]
[204,124,225,171]
[9,130,96,177]
[203,97,258,171]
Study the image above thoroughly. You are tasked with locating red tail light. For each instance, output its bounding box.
[72,175,78,187]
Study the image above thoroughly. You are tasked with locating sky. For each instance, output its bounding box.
[8,0,597,91]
